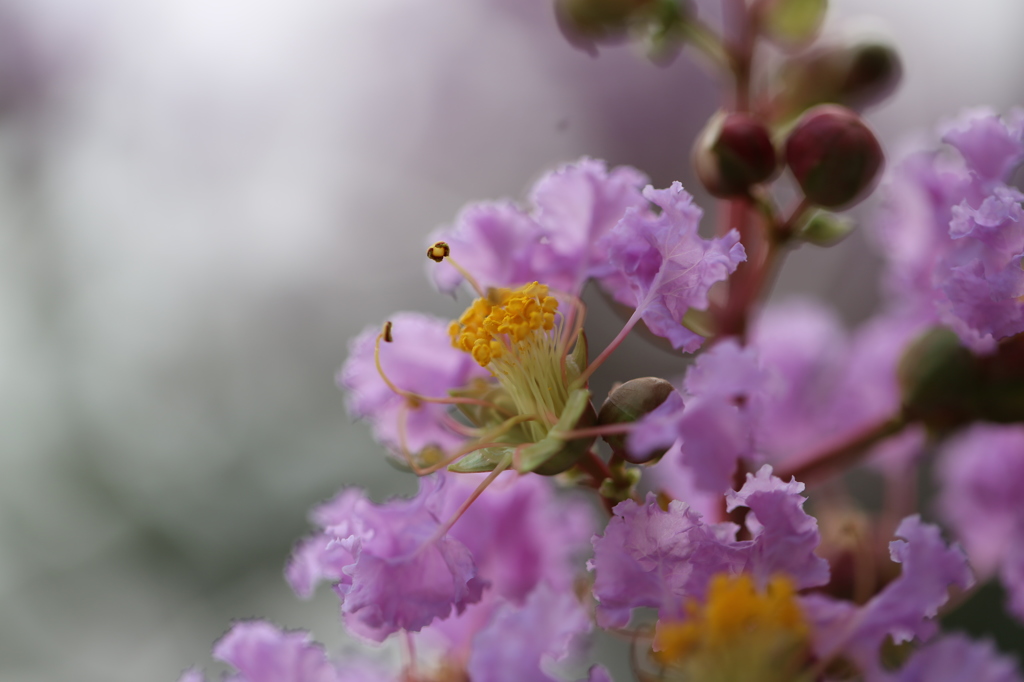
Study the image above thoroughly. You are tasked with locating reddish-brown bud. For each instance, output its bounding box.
[694,111,778,198]
[785,105,883,209]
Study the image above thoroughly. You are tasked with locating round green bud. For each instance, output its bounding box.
[598,377,675,463]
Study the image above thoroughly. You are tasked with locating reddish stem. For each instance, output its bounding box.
[776,417,909,486]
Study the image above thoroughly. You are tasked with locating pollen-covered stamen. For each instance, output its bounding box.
[655,573,810,682]
[449,282,571,442]
[426,241,486,297]
[426,241,450,263]
[373,321,511,415]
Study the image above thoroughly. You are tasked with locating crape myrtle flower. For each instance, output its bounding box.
[590,467,974,680]
[285,474,485,642]
[287,470,596,678]
[342,158,746,477]
[589,465,829,628]
[937,423,1024,621]
[875,108,1024,353]
[179,621,388,682]
[630,301,925,494]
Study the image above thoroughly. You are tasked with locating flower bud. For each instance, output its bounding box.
[598,376,675,463]
[555,0,656,52]
[898,327,979,431]
[798,211,854,246]
[840,42,902,110]
[775,39,902,115]
[694,111,778,198]
[785,105,883,209]
[899,328,1024,431]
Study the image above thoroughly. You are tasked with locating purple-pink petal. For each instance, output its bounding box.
[874,108,1024,352]
[588,494,743,628]
[894,633,1023,682]
[428,158,648,295]
[467,583,591,682]
[726,465,830,589]
[941,108,1024,185]
[211,621,345,682]
[938,423,1024,621]
[338,313,487,456]
[599,182,745,352]
[804,516,973,676]
[437,472,595,604]
[285,476,484,642]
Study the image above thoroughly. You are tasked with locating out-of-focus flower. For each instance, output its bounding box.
[894,633,1024,682]
[289,471,595,679]
[592,467,972,681]
[465,583,591,682]
[589,465,828,627]
[180,621,389,682]
[285,475,485,642]
[630,301,925,493]
[653,572,810,682]
[937,422,1024,621]
[875,108,1024,353]
[801,515,973,678]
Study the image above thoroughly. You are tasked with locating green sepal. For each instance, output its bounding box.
[799,211,855,246]
[681,307,716,339]
[517,388,597,475]
[450,379,517,429]
[564,331,589,386]
[448,446,514,473]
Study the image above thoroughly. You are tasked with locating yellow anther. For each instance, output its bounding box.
[427,241,450,263]
[449,282,560,369]
[655,573,808,664]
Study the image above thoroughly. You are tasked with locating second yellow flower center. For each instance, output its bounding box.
[655,573,811,682]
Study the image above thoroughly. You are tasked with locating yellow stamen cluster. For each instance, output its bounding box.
[449,282,558,368]
[655,574,810,682]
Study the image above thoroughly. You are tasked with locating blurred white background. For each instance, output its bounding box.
[0,0,1021,680]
